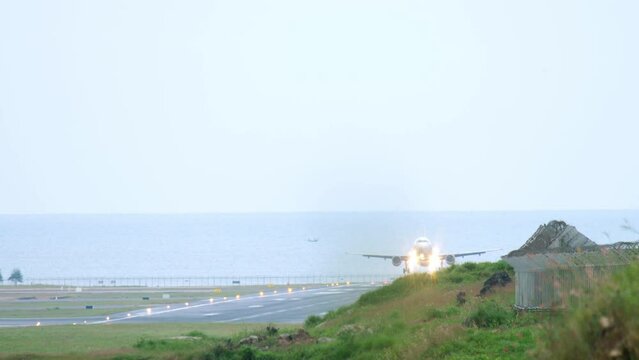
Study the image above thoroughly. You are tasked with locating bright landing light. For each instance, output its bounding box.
[427,247,442,274]
[407,249,419,273]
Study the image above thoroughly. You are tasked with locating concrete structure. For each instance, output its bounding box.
[503,220,639,310]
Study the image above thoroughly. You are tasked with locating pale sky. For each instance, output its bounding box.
[0,1,637,214]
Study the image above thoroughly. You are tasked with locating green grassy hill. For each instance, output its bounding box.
[292,261,540,360]
[5,260,638,359]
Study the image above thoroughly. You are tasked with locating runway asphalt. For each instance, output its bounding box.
[0,283,379,327]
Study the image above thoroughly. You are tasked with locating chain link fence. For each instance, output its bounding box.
[21,274,400,287]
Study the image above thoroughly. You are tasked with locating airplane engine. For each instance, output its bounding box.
[392,256,402,267]
[445,255,455,266]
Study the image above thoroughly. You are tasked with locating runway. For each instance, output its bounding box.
[0,283,379,327]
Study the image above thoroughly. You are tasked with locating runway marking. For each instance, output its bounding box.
[88,284,371,326]
[248,305,263,308]
[218,301,336,323]
[313,301,331,306]
[219,308,288,323]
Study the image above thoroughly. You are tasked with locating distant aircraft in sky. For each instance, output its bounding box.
[354,237,498,274]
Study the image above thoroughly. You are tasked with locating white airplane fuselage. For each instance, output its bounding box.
[412,237,434,267]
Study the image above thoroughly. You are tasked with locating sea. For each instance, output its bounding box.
[0,211,638,279]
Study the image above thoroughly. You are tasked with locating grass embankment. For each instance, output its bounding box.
[294,261,541,360]
[5,261,638,359]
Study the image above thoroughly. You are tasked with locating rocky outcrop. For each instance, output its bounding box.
[479,271,511,296]
[507,220,596,257]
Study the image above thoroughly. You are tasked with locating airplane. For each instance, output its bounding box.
[354,236,499,274]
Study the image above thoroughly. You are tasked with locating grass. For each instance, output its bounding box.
[464,300,513,328]
[10,259,637,359]
[0,323,269,357]
[290,260,535,359]
[424,326,540,360]
[535,263,639,359]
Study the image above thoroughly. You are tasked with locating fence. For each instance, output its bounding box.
[504,241,639,310]
[21,274,400,288]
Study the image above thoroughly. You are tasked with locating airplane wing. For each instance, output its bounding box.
[349,253,408,260]
[439,249,501,259]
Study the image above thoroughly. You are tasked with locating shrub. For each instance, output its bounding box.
[464,300,513,328]
[461,262,478,271]
[240,346,256,360]
[209,342,232,358]
[186,330,208,338]
[439,261,514,284]
[304,315,323,328]
[134,338,166,350]
[265,324,279,335]
[111,355,151,360]
[134,337,203,352]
